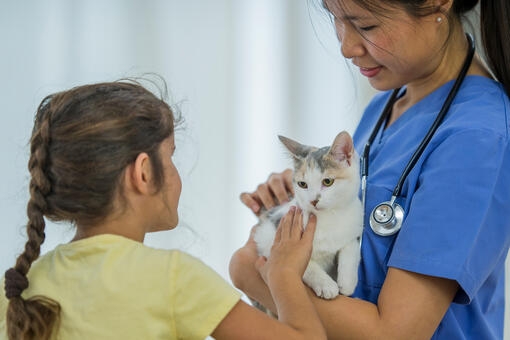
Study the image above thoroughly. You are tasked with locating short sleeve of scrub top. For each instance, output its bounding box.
[353,76,510,339]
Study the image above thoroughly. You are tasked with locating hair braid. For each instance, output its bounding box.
[5,101,61,340]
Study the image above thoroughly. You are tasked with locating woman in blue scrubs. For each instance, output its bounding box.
[229,0,510,338]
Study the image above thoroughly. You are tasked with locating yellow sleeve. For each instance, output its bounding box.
[0,279,7,340]
[171,251,241,340]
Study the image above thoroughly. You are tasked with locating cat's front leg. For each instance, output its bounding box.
[336,238,361,296]
[303,260,339,299]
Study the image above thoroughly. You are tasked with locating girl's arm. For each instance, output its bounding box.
[213,208,326,340]
[229,233,458,339]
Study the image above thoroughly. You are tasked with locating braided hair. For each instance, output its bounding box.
[4,78,178,339]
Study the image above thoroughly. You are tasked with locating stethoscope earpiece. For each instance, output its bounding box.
[369,200,404,236]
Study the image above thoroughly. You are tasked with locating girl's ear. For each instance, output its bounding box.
[126,152,153,195]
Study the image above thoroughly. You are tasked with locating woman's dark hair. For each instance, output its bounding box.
[4,78,179,340]
[320,0,510,97]
[479,0,510,97]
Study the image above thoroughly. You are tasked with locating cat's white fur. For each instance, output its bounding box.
[254,131,362,299]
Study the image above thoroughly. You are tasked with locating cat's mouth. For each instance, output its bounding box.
[310,205,321,212]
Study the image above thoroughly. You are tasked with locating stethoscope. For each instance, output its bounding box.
[361,33,475,237]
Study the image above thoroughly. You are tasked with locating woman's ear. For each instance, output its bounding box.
[126,152,153,195]
[434,0,453,13]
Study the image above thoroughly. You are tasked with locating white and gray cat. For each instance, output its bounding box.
[254,131,362,299]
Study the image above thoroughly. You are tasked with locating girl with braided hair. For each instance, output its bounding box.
[0,80,327,340]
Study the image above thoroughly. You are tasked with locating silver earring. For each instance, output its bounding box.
[436,16,443,23]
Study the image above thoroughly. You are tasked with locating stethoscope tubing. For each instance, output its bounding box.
[361,33,475,238]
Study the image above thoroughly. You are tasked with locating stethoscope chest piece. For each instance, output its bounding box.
[369,200,404,236]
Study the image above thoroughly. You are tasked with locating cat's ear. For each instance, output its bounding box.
[278,135,312,159]
[327,131,354,166]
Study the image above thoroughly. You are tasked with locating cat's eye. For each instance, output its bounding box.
[297,181,308,189]
[322,178,334,187]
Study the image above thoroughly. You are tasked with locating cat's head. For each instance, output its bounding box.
[278,131,359,212]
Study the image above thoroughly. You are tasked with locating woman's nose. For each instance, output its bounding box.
[337,24,365,59]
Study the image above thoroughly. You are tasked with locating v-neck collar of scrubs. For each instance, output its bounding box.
[379,81,456,144]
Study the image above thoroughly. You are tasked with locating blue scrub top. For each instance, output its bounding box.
[352,76,510,339]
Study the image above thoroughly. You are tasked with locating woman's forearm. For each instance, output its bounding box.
[229,246,277,313]
[310,268,458,340]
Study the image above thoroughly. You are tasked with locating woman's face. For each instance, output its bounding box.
[325,0,445,91]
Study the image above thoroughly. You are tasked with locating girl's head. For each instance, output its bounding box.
[4,79,180,340]
[35,80,178,226]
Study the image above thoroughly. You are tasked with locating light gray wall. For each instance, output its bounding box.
[0,0,367,279]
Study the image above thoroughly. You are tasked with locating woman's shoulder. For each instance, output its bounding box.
[457,75,509,106]
[445,76,509,137]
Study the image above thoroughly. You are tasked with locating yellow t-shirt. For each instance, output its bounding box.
[0,234,241,339]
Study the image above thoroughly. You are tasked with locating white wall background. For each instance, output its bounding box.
[0,1,507,338]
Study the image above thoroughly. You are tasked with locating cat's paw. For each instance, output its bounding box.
[310,279,339,299]
[338,277,357,296]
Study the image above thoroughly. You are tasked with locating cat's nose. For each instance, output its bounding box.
[311,199,319,207]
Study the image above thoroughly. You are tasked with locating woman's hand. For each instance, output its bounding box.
[240,169,294,215]
[256,207,316,288]
[229,207,316,313]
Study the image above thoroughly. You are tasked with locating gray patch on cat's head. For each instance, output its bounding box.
[317,147,338,172]
[298,146,350,173]
[309,147,334,172]
[280,131,355,174]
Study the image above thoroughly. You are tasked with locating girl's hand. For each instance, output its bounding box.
[256,207,316,288]
[240,169,294,215]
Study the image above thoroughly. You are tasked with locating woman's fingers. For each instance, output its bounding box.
[239,169,294,215]
[256,182,280,209]
[267,170,294,205]
[239,192,262,215]
[275,206,313,243]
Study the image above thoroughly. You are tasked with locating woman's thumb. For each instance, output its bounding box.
[254,256,267,271]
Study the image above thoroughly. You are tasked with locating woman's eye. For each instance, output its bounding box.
[359,25,376,31]
[297,181,308,189]
[322,178,334,187]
